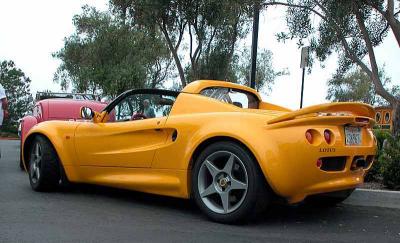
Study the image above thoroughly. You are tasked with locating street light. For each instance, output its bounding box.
[299,46,310,109]
[250,1,260,89]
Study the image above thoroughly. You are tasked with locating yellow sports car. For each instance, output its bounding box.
[22,80,376,223]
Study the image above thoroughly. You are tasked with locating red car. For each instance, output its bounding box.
[19,94,106,169]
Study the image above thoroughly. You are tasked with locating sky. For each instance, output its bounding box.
[0,1,399,110]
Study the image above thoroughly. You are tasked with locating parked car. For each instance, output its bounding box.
[19,97,106,169]
[35,91,101,101]
[21,80,376,223]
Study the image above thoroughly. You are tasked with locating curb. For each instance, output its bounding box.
[343,188,400,209]
[0,137,19,140]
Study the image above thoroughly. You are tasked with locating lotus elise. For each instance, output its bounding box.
[22,80,376,223]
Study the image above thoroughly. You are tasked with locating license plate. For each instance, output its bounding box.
[345,126,362,145]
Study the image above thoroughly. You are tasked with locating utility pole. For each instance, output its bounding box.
[300,67,306,108]
[299,46,309,109]
[250,1,260,89]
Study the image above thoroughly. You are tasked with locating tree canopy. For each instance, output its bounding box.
[263,0,400,135]
[326,67,399,105]
[53,5,173,98]
[110,0,254,86]
[55,1,282,95]
[234,48,288,92]
[0,60,34,133]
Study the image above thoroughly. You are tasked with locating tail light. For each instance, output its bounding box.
[355,117,369,123]
[305,131,313,144]
[324,130,332,144]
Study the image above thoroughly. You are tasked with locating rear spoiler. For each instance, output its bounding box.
[267,102,375,125]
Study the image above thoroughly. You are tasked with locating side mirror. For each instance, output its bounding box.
[80,107,94,120]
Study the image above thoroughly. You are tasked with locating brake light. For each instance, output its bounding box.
[355,117,369,123]
[324,130,332,144]
[305,131,313,144]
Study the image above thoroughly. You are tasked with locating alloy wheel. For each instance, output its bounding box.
[30,142,42,184]
[197,151,248,214]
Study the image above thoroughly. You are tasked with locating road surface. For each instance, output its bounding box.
[1,140,399,242]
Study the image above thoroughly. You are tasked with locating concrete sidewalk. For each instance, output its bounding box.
[344,188,400,209]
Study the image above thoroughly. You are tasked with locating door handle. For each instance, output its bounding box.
[154,128,162,132]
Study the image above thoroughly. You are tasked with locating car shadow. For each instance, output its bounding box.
[62,183,350,225]
[64,183,200,214]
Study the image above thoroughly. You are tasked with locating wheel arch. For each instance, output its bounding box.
[22,132,54,170]
[188,136,255,170]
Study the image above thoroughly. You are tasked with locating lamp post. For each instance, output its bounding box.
[299,46,309,109]
[250,1,260,89]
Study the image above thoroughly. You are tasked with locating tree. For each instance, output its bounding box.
[111,0,254,86]
[0,60,34,133]
[264,0,400,136]
[327,67,399,105]
[111,0,188,86]
[234,48,288,92]
[54,5,173,97]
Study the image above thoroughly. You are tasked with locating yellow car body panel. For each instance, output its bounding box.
[22,80,377,203]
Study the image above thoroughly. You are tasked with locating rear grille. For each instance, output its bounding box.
[320,157,347,171]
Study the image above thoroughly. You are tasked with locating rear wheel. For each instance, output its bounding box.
[28,136,61,191]
[305,189,355,206]
[192,141,269,224]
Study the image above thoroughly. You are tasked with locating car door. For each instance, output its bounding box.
[74,90,178,168]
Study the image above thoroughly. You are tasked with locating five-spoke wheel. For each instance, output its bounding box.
[29,143,42,184]
[198,151,248,214]
[192,141,269,223]
[28,135,62,191]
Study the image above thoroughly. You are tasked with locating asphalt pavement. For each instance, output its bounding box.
[1,140,400,243]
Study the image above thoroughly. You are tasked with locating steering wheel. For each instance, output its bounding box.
[131,113,147,120]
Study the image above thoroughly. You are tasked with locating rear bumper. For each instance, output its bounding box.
[260,125,377,203]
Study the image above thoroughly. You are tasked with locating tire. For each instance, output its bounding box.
[192,141,270,224]
[28,135,61,192]
[305,189,355,206]
[19,152,25,171]
[19,140,25,171]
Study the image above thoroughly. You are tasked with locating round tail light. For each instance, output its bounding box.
[305,131,313,144]
[324,130,332,144]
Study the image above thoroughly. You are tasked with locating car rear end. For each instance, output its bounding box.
[261,102,377,203]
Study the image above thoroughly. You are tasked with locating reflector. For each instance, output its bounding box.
[316,159,322,168]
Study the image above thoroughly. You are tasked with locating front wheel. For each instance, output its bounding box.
[19,139,25,171]
[192,141,270,224]
[28,136,61,191]
[19,152,25,170]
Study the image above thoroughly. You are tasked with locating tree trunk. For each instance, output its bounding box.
[387,16,400,47]
[159,23,186,87]
[385,0,400,47]
[392,102,400,138]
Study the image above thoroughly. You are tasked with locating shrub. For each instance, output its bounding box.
[364,129,391,182]
[374,129,392,150]
[379,135,400,190]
